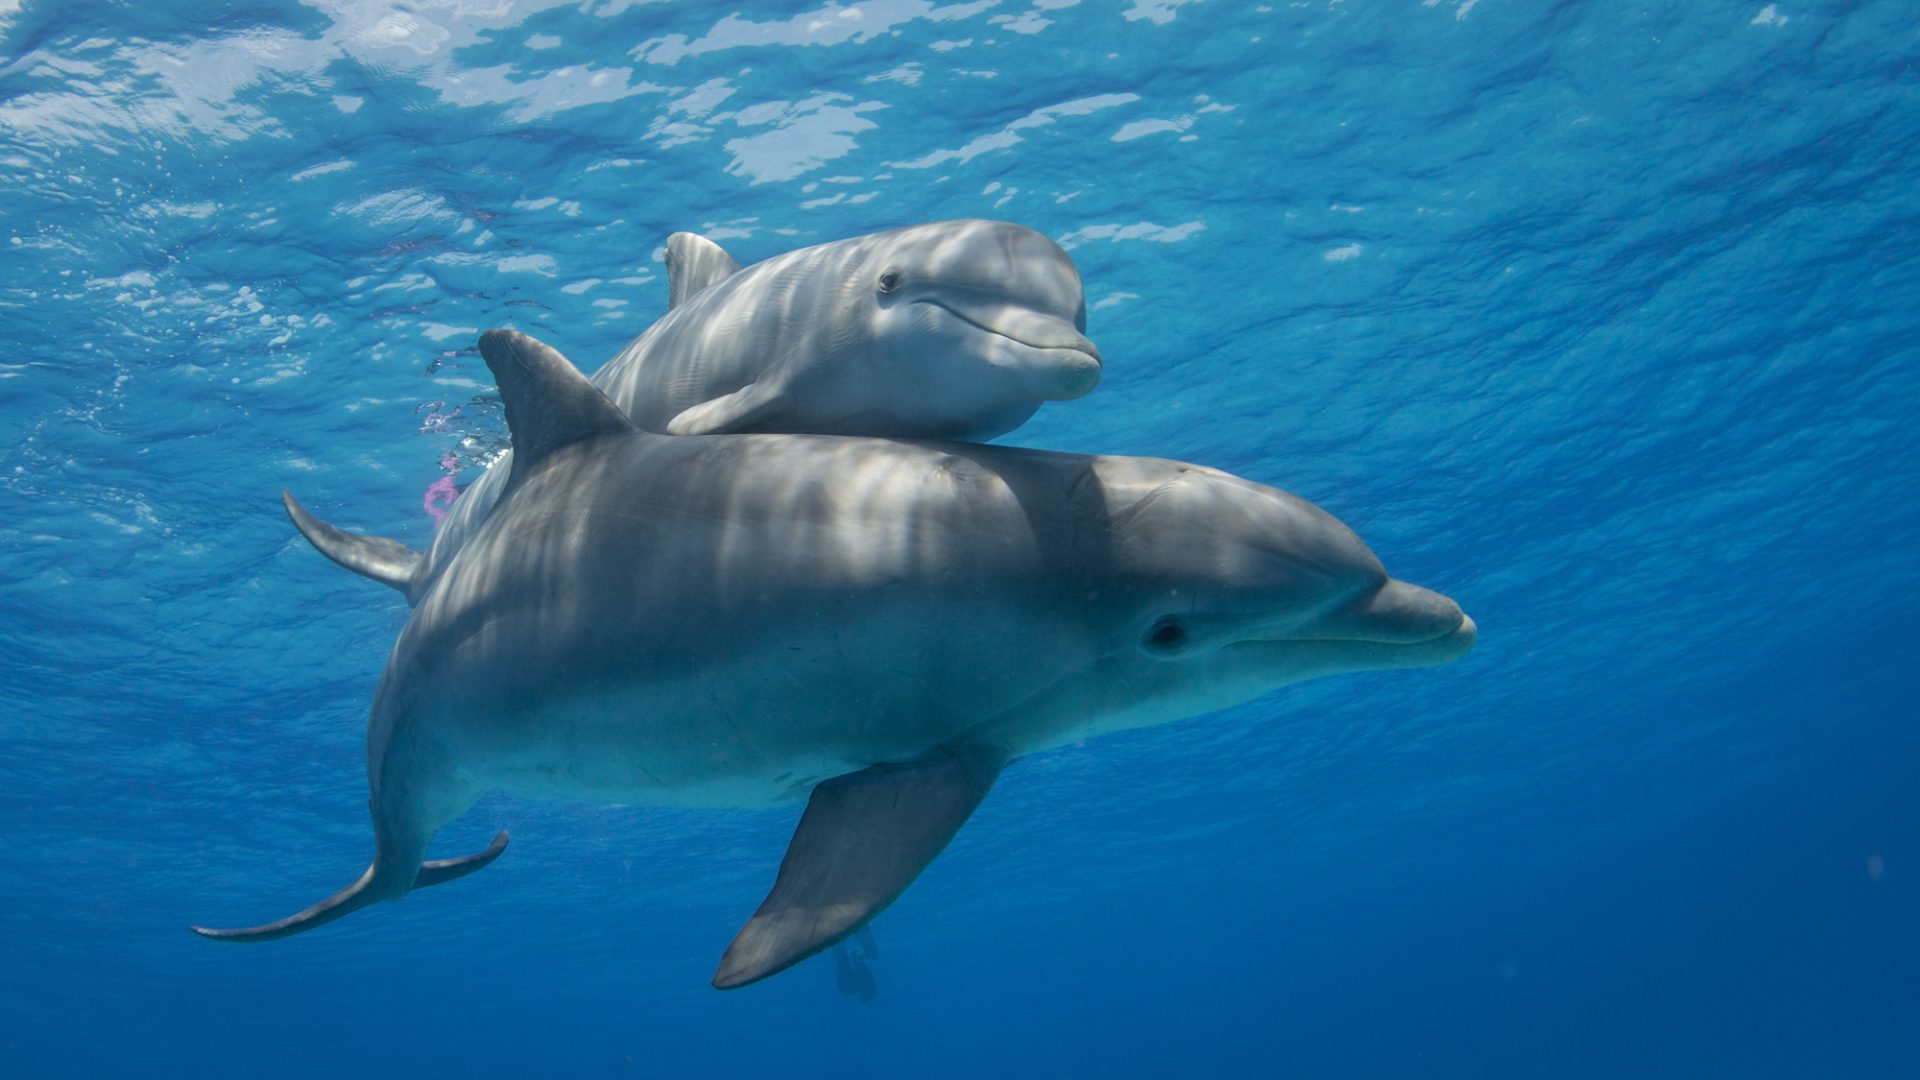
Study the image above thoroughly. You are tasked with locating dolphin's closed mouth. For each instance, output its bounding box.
[1226,612,1475,672]
[920,298,1101,360]
[1366,611,1475,659]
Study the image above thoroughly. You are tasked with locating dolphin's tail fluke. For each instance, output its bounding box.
[191,831,508,943]
[190,863,385,943]
[283,490,421,600]
[412,830,511,888]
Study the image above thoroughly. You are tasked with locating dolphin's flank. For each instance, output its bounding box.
[200,328,1472,989]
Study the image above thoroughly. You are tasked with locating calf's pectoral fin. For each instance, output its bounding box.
[712,746,1007,990]
[283,491,420,598]
[660,380,779,434]
[191,831,509,942]
[665,380,786,435]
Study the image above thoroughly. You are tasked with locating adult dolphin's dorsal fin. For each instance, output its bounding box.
[712,745,1007,990]
[665,231,741,308]
[476,328,633,491]
[283,491,421,599]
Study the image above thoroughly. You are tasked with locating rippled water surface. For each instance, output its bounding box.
[3,1,1917,1076]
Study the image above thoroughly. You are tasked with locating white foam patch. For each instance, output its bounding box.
[671,77,738,119]
[443,64,670,123]
[1056,220,1206,249]
[990,11,1052,34]
[890,93,1139,169]
[931,0,999,17]
[1124,0,1203,25]
[636,1,979,66]
[722,93,887,184]
[343,190,458,228]
[1323,243,1364,262]
[291,160,353,182]
[1112,117,1190,142]
[0,6,691,146]
[865,63,925,86]
[1751,5,1788,26]
[496,254,559,276]
[420,322,480,342]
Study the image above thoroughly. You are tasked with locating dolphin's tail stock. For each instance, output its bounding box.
[282,490,422,599]
[190,831,508,942]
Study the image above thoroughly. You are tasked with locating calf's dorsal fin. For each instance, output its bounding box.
[665,231,741,308]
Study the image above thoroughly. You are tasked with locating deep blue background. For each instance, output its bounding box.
[2,1,1916,1076]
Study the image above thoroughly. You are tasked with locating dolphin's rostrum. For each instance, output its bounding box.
[195,329,1474,989]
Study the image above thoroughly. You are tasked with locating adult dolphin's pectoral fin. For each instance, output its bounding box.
[283,491,420,598]
[665,231,741,309]
[190,832,509,942]
[712,745,1007,990]
[665,380,785,436]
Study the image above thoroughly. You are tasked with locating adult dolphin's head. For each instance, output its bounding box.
[845,219,1101,437]
[1018,457,1476,748]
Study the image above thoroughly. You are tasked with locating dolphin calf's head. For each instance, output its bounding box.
[852,219,1101,435]
[1037,458,1475,744]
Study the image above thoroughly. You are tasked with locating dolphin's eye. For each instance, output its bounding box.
[877,269,902,294]
[1143,616,1189,654]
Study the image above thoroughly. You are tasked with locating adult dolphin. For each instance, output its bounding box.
[196,330,1475,990]
[299,220,1101,604]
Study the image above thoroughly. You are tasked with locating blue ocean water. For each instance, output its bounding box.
[3,0,1916,1075]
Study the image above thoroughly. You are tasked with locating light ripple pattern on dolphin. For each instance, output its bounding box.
[411,218,1102,605]
[195,328,1475,992]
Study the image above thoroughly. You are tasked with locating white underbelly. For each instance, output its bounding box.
[473,752,850,810]
[443,679,959,810]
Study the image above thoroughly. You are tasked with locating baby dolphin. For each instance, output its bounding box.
[196,330,1474,990]
[294,219,1100,604]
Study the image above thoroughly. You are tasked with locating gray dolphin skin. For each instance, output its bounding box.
[197,329,1475,990]
[628,218,1099,438]
[318,219,1100,604]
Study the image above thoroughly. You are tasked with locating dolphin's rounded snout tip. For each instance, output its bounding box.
[1419,608,1475,666]
[1028,337,1101,400]
[1422,601,1475,662]
[1329,579,1476,665]
[1451,612,1477,655]
[1052,348,1103,400]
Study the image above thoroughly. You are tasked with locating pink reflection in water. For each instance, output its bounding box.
[423,451,463,527]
